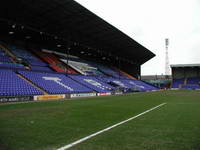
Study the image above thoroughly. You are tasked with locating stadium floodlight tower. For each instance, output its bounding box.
[165,38,170,77]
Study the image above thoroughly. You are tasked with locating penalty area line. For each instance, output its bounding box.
[57,102,167,150]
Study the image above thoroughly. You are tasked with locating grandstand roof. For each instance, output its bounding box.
[0,0,155,65]
[171,64,200,68]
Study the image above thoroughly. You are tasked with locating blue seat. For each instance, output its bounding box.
[18,71,93,94]
[0,69,43,96]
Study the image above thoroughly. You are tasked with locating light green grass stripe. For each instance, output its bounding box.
[57,103,166,150]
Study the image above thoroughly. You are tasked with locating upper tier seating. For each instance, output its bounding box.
[69,75,114,93]
[19,71,93,94]
[55,52,131,78]
[62,59,103,75]
[0,47,26,69]
[37,52,77,74]
[0,63,24,70]
[26,59,48,67]
[10,46,48,67]
[0,48,7,56]
[96,65,128,78]
[60,54,130,78]
[0,48,12,63]
[0,50,5,56]
[10,46,36,59]
[0,69,43,96]
[30,66,54,72]
[57,53,101,75]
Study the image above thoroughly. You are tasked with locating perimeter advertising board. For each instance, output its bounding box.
[70,93,96,98]
[97,93,111,96]
[0,96,33,103]
[34,94,66,101]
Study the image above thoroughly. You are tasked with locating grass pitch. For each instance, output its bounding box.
[0,90,200,150]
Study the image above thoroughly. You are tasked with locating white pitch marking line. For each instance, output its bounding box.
[57,103,167,150]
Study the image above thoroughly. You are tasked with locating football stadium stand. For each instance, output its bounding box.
[0,0,159,102]
[171,64,200,89]
[0,42,159,101]
[172,78,200,89]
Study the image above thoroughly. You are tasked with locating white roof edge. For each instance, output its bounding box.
[170,63,200,68]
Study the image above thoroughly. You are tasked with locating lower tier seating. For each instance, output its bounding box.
[98,77,130,89]
[172,78,184,88]
[98,77,158,91]
[0,68,159,97]
[182,85,200,89]
[173,77,200,89]
[0,70,43,96]
[124,79,159,91]
[19,71,93,94]
[187,77,200,84]
[69,75,115,93]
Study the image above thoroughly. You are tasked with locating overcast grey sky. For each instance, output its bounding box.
[76,0,200,75]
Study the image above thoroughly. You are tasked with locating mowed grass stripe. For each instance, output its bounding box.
[69,93,200,150]
[70,102,200,150]
[57,103,166,150]
[0,90,200,150]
